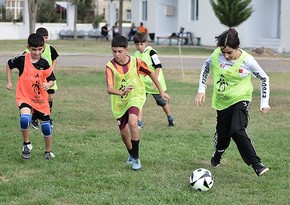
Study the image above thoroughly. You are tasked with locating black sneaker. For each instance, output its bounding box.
[31,119,39,129]
[252,163,269,176]
[168,120,175,127]
[22,144,33,159]
[210,150,223,167]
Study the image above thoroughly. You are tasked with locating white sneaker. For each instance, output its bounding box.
[22,144,33,159]
[132,158,142,170]
[126,155,133,165]
[44,151,55,160]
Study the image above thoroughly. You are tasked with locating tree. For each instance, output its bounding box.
[27,0,39,34]
[210,0,253,27]
[118,0,124,35]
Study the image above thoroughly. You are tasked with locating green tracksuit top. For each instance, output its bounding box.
[134,46,167,94]
[212,48,253,110]
[107,56,146,119]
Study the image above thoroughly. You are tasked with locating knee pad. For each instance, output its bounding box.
[154,95,167,107]
[41,121,52,136]
[20,114,31,130]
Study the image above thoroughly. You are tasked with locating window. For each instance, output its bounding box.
[142,0,147,21]
[126,9,131,21]
[191,0,199,21]
[5,0,24,20]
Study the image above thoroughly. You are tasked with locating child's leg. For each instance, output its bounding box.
[48,93,54,113]
[138,109,143,128]
[19,105,33,159]
[152,94,175,126]
[19,107,32,143]
[120,125,132,150]
[38,111,54,159]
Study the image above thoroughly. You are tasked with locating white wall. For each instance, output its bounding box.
[280,0,290,52]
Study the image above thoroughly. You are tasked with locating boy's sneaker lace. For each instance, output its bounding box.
[31,119,39,129]
[210,150,224,167]
[22,144,33,159]
[44,151,55,160]
[126,155,133,165]
[252,162,269,176]
[132,158,142,170]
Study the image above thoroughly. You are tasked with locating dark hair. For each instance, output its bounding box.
[28,33,44,47]
[215,28,240,49]
[111,35,128,48]
[36,27,48,37]
[133,32,147,43]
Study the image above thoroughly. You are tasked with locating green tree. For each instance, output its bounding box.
[210,0,253,27]
[37,0,61,23]
[77,0,95,23]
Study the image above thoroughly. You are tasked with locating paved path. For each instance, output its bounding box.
[1,53,290,72]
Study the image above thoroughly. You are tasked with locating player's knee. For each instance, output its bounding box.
[156,97,167,107]
[20,114,31,130]
[41,121,52,136]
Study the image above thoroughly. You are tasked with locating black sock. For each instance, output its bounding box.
[49,101,53,113]
[23,141,31,145]
[131,139,140,159]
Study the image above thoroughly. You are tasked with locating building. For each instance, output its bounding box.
[131,0,290,53]
[0,0,24,21]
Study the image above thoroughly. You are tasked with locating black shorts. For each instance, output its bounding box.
[47,89,55,94]
[152,94,167,107]
[19,103,50,121]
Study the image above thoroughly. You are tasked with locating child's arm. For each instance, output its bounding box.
[107,85,134,97]
[6,63,13,90]
[148,73,170,101]
[51,59,57,70]
[42,80,55,90]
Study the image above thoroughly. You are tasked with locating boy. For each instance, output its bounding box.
[106,35,170,170]
[31,27,59,129]
[6,33,56,160]
[133,32,175,128]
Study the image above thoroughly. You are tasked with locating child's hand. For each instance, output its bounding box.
[42,82,50,90]
[161,92,170,102]
[121,85,134,96]
[6,82,12,90]
[195,93,205,107]
[260,106,271,113]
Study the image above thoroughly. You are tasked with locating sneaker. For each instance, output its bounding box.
[31,120,39,129]
[252,163,269,176]
[132,158,142,170]
[44,151,55,160]
[138,120,143,129]
[22,144,33,159]
[210,150,223,167]
[126,155,133,165]
[168,119,175,127]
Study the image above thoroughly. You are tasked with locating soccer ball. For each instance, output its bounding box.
[189,168,214,191]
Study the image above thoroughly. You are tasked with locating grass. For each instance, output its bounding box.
[0,40,290,205]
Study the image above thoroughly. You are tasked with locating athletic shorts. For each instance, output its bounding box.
[19,103,50,121]
[47,89,55,94]
[117,106,139,130]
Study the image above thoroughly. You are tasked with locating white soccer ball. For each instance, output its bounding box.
[189,168,214,191]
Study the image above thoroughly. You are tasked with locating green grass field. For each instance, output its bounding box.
[0,40,289,205]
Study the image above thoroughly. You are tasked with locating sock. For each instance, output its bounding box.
[49,101,53,113]
[23,141,31,145]
[167,115,173,121]
[131,139,140,159]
